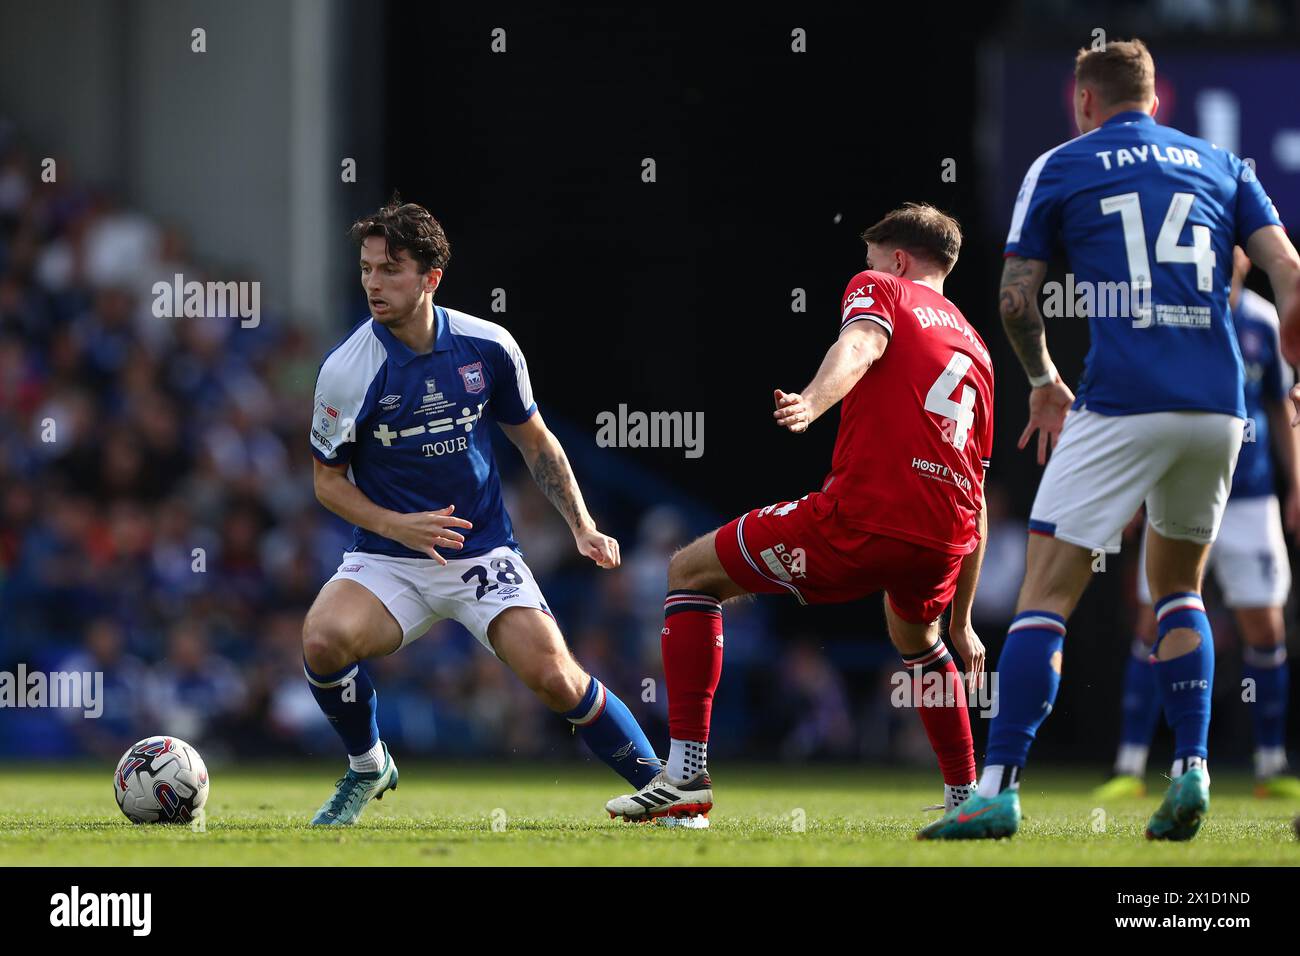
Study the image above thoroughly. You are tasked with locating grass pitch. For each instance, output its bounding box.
[1,763,1296,866]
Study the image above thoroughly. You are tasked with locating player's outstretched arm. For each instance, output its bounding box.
[498,410,620,569]
[999,255,1075,464]
[947,500,987,696]
[773,323,888,433]
[312,457,472,565]
[1247,225,1300,367]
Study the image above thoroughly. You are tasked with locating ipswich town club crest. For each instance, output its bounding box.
[458,361,485,394]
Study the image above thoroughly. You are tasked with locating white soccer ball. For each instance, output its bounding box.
[113,736,209,824]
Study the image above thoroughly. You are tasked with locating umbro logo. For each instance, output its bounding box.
[612,741,636,760]
[379,394,402,407]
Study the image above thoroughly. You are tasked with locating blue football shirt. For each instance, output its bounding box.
[310,305,537,559]
[1006,110,1282,418]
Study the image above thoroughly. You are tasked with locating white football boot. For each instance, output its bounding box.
[606,759,713,823]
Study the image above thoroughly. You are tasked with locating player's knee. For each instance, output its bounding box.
[529,655,585,710]
[1259,626,1286,649]
[666,548,690,590]
[1016,573,1082,617]
[1243,619,1286,649]
[543,666,584,711]
[301,615,358,673]
[1149,581,1200,607]
[667,545,708,593]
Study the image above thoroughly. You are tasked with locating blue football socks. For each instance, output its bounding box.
[564,677,660,788]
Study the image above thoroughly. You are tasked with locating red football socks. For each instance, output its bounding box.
[902,640,977,786]
[661,590,724,743]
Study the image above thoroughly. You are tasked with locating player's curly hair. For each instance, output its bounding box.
[860,203,962,273]
[1074,38,1155,109]
[349,193,451,273]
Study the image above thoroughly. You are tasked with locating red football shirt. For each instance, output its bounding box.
[822,270,995,554]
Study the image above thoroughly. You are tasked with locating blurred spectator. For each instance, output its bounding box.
[55,618,151,760]
[776,639,856,760]
[146,620,247,750]
[971,482,1024,635]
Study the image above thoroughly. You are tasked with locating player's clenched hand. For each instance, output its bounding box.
[947,622,986,698]
[1018,378,1075,466]
[1289,383,1300,428]
[773,389,813,433]
[386,505,473,566]
[575,527,620,569]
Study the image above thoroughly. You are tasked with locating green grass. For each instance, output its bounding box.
[1,763,1297,866]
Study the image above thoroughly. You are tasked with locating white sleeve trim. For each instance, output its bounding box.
[840,314,893,337]
[1006,134,1089,245]
[311,323,386,460]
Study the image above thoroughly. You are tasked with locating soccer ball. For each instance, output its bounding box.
[113,736,209,824]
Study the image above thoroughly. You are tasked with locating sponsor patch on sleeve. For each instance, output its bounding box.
[316,399,340,437]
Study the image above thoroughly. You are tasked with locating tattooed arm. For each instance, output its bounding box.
[999,255,1075,465]
[498,410,621,568]
[999,256,1052,379]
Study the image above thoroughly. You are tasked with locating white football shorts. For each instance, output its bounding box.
[1028,409,1244,554]
[1137,494,1291,608]
[325,545,552,654]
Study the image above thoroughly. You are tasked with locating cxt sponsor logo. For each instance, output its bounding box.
[842,283,876,317]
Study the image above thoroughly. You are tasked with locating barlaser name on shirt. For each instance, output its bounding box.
[1094,144,1203,170]
[911,307,990,364]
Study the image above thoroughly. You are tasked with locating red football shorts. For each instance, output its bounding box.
[713,492,966,624]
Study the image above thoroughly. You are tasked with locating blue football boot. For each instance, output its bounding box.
[310,743,399,825]
[1145,767,1209,841]
[917,788,1021,840]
